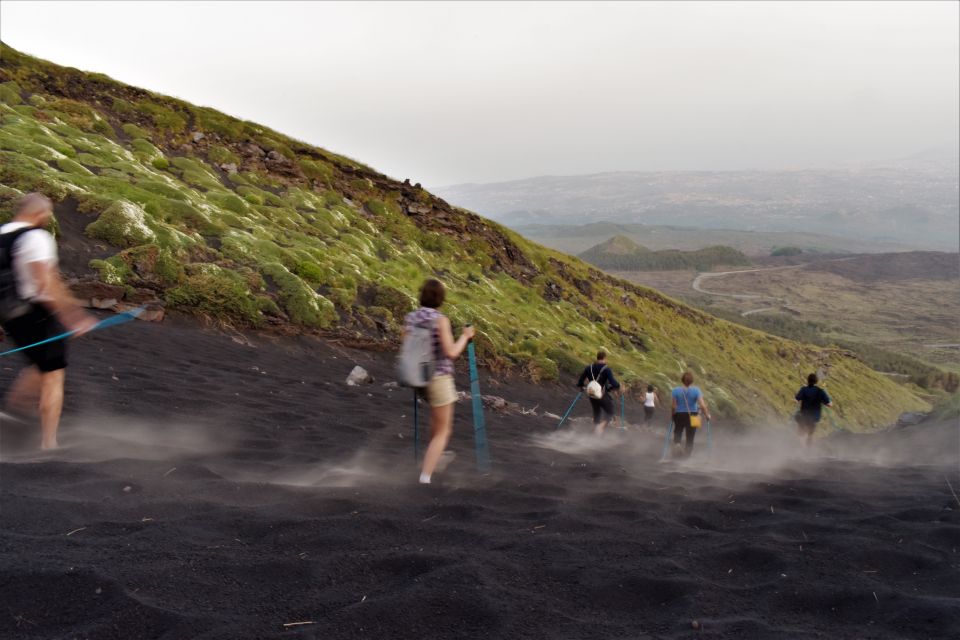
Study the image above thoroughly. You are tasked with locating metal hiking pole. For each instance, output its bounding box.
[660,418,673,462]
[413,390,419,463]
[556,392,582,430]
[466,329,491,473]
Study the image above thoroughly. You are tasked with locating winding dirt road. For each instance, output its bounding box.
[693,258,858,316]
[691,264,804,314]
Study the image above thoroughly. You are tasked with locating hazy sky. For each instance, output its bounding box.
[1,1,958,186]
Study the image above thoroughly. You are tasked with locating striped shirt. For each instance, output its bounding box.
[403,307,454,377]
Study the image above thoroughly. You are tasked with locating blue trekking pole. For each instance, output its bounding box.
[660,420,675,460]
[0,307,144,358]
[619,392,626,431]
[556,392,582,430]
[466,332,491,473]
[413,390,419,463]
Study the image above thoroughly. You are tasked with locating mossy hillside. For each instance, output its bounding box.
[0,42,929,428]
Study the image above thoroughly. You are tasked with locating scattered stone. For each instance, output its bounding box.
[112,302,165,322]
[346,366,373,386]
[483,395,508,411]
[192,131,205,142]
[691,620,701,630]
[382,381,399,389]
[243,143,266,157]
[407,203,431,215]
[90,297,118,310]
[896,412,926,428]
[122,485,132,493]
[544,412,561,421]
[220,162,238,174]
[137,308,165,323]
[543,282,563,302]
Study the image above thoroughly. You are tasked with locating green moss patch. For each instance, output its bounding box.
[86,200,156,247]
[166,265,262,326]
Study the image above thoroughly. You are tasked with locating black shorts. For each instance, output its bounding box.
[2,304,68,372]
[795,413,818,432]
[589,394,615,424]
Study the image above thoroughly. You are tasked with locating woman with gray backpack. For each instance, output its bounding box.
[400,278,474,484]
[576,350,621,435]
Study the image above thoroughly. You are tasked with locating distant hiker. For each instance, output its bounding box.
[670,371,711,458]
[643,384,659,423]
[1,193,96,449]
[794,373,833,446]
[402,278,474,484]
[576,350,621,435]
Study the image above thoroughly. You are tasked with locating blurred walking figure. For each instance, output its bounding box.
[671,371,711,458]
[0,193,95,449]
[577,350,621,435]
[794,372,833,446]
[402,278,474,484]
[643,384,660,423]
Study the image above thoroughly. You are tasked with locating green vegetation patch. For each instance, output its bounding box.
[261,262,337,328]
[0,81,23,105]
[86,200,157,247]
[135,100,187,134]
[166,265,262,326]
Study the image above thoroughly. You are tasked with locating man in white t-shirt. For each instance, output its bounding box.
[1,193,95,449]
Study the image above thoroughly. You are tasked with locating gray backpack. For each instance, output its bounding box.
[397,317,435,387]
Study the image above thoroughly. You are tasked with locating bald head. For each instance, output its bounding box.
[14,192,53,226]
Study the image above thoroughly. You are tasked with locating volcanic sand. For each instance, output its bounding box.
[1,316,958,639]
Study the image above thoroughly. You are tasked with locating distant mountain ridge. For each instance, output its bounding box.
[580,236,751,271]
[436,164,960,251]
[513,222,917,257]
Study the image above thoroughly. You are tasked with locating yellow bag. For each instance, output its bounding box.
[681,387,701,428]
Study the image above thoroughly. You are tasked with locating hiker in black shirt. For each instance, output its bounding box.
[576,350,621,435]
[795,373,833,446]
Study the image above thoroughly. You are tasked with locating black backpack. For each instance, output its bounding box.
[0,226,35,322]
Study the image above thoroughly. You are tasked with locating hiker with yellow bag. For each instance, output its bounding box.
[670,371,711,458]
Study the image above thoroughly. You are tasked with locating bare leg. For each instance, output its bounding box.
[594,419,609,436]
[5,366,41,415]
[420,402,454,482]
[38,369,65,450]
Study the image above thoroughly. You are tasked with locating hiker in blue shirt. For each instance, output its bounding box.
[670,371,711,458]
[576,350,621,435]
[795,373,832,446]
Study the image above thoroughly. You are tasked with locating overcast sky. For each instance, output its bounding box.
[1,1,958,186]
